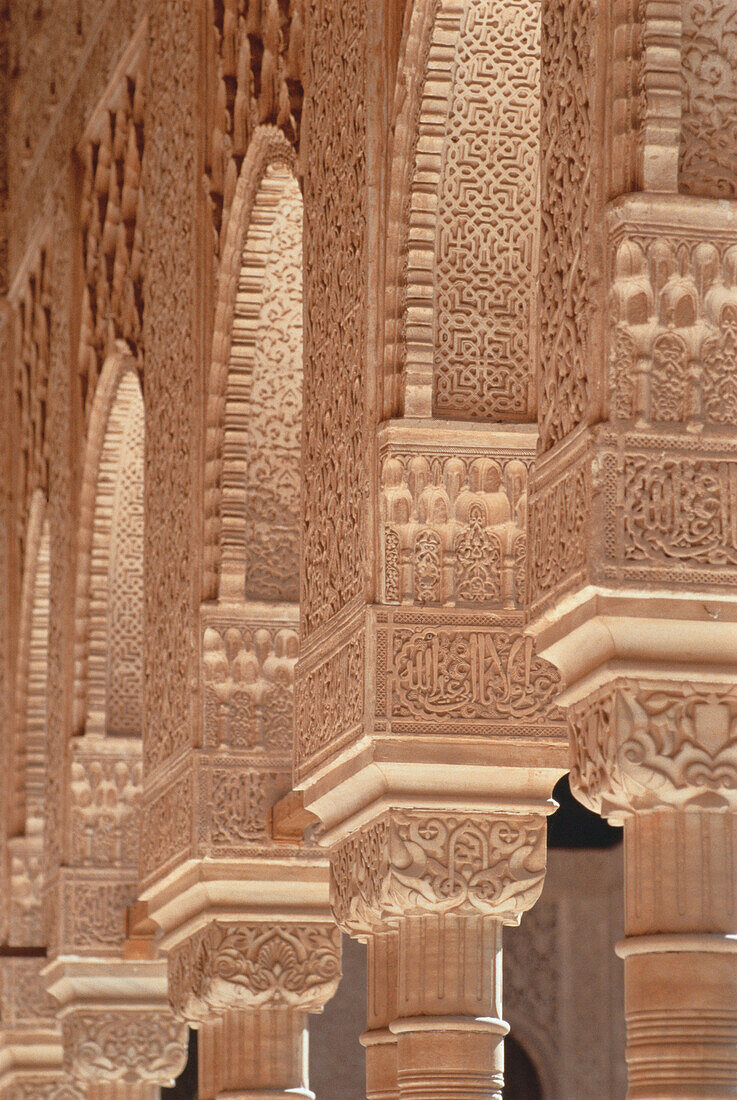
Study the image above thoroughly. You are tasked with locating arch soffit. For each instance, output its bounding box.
[203,125,300,603]
[11,488,50,838]
[383,0,439,418]
[73,348,143,737]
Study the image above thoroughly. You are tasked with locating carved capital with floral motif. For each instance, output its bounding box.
[569,678,737,823]
[330,810,548,937]
[168,920,342,1024]
[60,1009,187,1086]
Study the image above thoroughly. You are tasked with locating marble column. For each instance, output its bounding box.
[169,920,340,1100]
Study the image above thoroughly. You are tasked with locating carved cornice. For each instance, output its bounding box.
[168,921,341,1024]
[61,1009,186,1085]
[569,678,737,821]
[330,810,547,936]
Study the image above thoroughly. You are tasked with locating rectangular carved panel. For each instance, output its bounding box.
[374,608,565,742]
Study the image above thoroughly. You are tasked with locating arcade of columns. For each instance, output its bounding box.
[0,0,735,1097]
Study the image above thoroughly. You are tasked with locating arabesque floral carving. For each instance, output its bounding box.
[168,921,341,1022]
[331,811,547,935]
[569,679,737,819]
[61,1009,187,1084]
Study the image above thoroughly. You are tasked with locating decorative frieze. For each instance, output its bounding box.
[57,873,136,954]
[375,608,563,737]
[294,619,365,778]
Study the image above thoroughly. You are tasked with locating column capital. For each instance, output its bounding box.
[569,677,737,822]
[330,809,547,936]
[168,920,341,1025]
[0,956,83,1100]
[60,1008,187,1087]
[45,958,187,1089]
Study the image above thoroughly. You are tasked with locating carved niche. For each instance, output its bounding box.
[380,451,528,608]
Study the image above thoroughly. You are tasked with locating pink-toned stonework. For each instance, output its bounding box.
[0,1,734,1097]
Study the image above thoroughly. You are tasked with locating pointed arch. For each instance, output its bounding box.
[73,349,144,738]
[203,126,301,602]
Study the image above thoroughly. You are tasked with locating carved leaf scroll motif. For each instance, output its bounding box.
[168,921,341,1022]
[331,812,548,935]
[569,680,737,818]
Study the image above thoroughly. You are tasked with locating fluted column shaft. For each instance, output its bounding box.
[198,1008,312,1100]
[86,1085,158,1100]
[362,930,399,1100]
[620,809,737,1099]
[391,915,506,1100]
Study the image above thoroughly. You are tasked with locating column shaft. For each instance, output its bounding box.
[391,914,507,1100]
[621,810,737,1099]
[86,1086,158,1100]
[198,1008,313,1100]
[362,930,399,1100]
